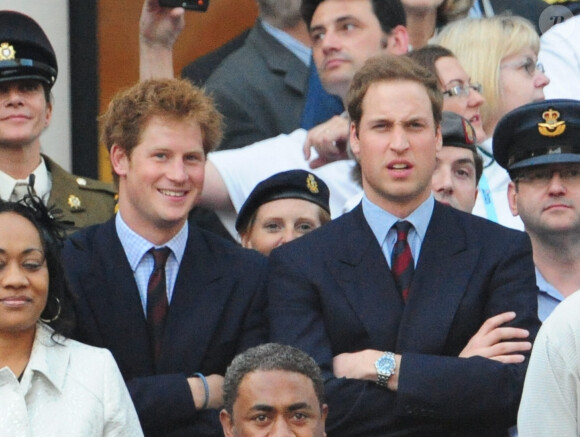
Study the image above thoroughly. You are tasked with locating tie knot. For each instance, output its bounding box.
[394,221,412,238]
[149,247,171,268]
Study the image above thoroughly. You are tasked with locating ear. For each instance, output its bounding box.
[384,25,409,55]
[474,188,479,203]
[219,409,235,437]
[44,100,53,127]
[110,144,130,179]
[349,121,361,160]
[507,181,519,217]
[434,125,443,153]
[240,232,253,249]
[321,403,329,436]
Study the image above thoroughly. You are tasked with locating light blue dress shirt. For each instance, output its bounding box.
[115,213,188,315]
[362,194,435,267]
[260,19,311,66]
[536,268,564,322]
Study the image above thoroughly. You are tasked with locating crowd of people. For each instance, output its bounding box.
[2,0,580,436]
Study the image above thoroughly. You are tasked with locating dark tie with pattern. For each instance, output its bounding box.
[146,247,171,366]
[391,221,415,302]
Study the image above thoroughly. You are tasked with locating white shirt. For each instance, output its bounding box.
[539,15,580,101]
[472,138,524,230]
[0,157,52,202]
[0,323,143,437]
[518,289,580,436]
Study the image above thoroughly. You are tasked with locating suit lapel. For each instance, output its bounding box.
[397,203,480,352]
[84,219,152,365]
[328,206,404,350]
[158,226,231,371]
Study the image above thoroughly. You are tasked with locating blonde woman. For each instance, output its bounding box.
[435,15,550,229]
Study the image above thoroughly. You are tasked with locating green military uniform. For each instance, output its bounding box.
[44,155,117,231]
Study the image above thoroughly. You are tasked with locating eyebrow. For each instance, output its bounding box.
[0,248,44,255]
[311,15,358,33]
[452,157,476,166]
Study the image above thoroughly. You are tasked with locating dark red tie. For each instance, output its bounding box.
[391,221,414,302]
[146,247,171,366]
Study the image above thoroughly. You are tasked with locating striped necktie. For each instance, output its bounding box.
[146,247,171,367]
[391,221,415,302]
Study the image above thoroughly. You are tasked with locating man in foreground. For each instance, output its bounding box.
[268,54,540,436]
[63,79,267,436]
[220,343,327,437]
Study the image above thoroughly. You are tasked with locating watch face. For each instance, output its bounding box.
[377,353,395,375]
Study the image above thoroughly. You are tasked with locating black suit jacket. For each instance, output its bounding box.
[268,202,541,436]
[63,218,268,437]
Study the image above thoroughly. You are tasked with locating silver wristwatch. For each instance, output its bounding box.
[375,351,396,387]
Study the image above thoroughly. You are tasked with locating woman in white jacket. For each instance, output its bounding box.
[0,196,144,437]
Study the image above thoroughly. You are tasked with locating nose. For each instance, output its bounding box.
[534,69,550,89]
[3,88,24,107]
[1,262,28,289]
[269,417,294,437]
[390,126,410,153]
[468,88,485,107]
[320,29,341,55]
[547,172,567,195]
[167,159,188,183]
[432,167,453,194]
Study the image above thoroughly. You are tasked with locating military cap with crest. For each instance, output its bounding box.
[441,111,478,152]
[235,170,330,233]
[0,10,57,87]
[493,99,580,171]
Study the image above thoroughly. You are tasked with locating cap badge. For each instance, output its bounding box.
[538,108,566,137]
[306,174,319,194]
[67,194,82,211]
[0,42,16,61]
[462,119,476,144]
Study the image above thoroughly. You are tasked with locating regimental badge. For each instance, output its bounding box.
[538,108,566,137]
[462,118,476,144]
[0,42,15,61]
[67,194,82,211]
[306,174,319,194]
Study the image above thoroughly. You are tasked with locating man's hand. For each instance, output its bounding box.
[140,0,185,48]
[187,374,225,410]
[139,0,185,79]
[459,311,531,363]
[303,115,350,169]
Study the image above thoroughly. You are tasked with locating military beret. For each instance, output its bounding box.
[441,111,477,152]
[235,170,330,233]
[0,10,57,87]
[494,99,580,171]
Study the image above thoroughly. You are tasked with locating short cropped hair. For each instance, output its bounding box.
[435,15,540,128]
[301,0,406,34]
[223,343,325,416]
[406,45,455,85]
[100,78,223,160]
[347,55,443,135]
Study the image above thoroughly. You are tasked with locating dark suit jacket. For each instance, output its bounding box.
[204,20,310,150]
[484,0,548,32]
[268,202,541,437]
[63,218,268,437]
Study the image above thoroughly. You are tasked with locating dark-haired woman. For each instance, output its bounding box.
[0,197,143,436]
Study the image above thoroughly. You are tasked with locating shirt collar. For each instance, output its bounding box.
[115,212,188,272]
[260,19,311,66]
[362,194,434,247]
[536,268,565,302]
[20,323,68,394]
[0,157,51,202]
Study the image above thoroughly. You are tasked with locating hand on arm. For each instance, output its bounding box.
[187,374,224,410]
[303,115,350,169]
[333,350,402,391]
[459,311,531,363]
[139,0,185,79]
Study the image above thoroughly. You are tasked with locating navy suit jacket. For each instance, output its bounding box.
[268,202,541,437]
[63,218,268,437]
